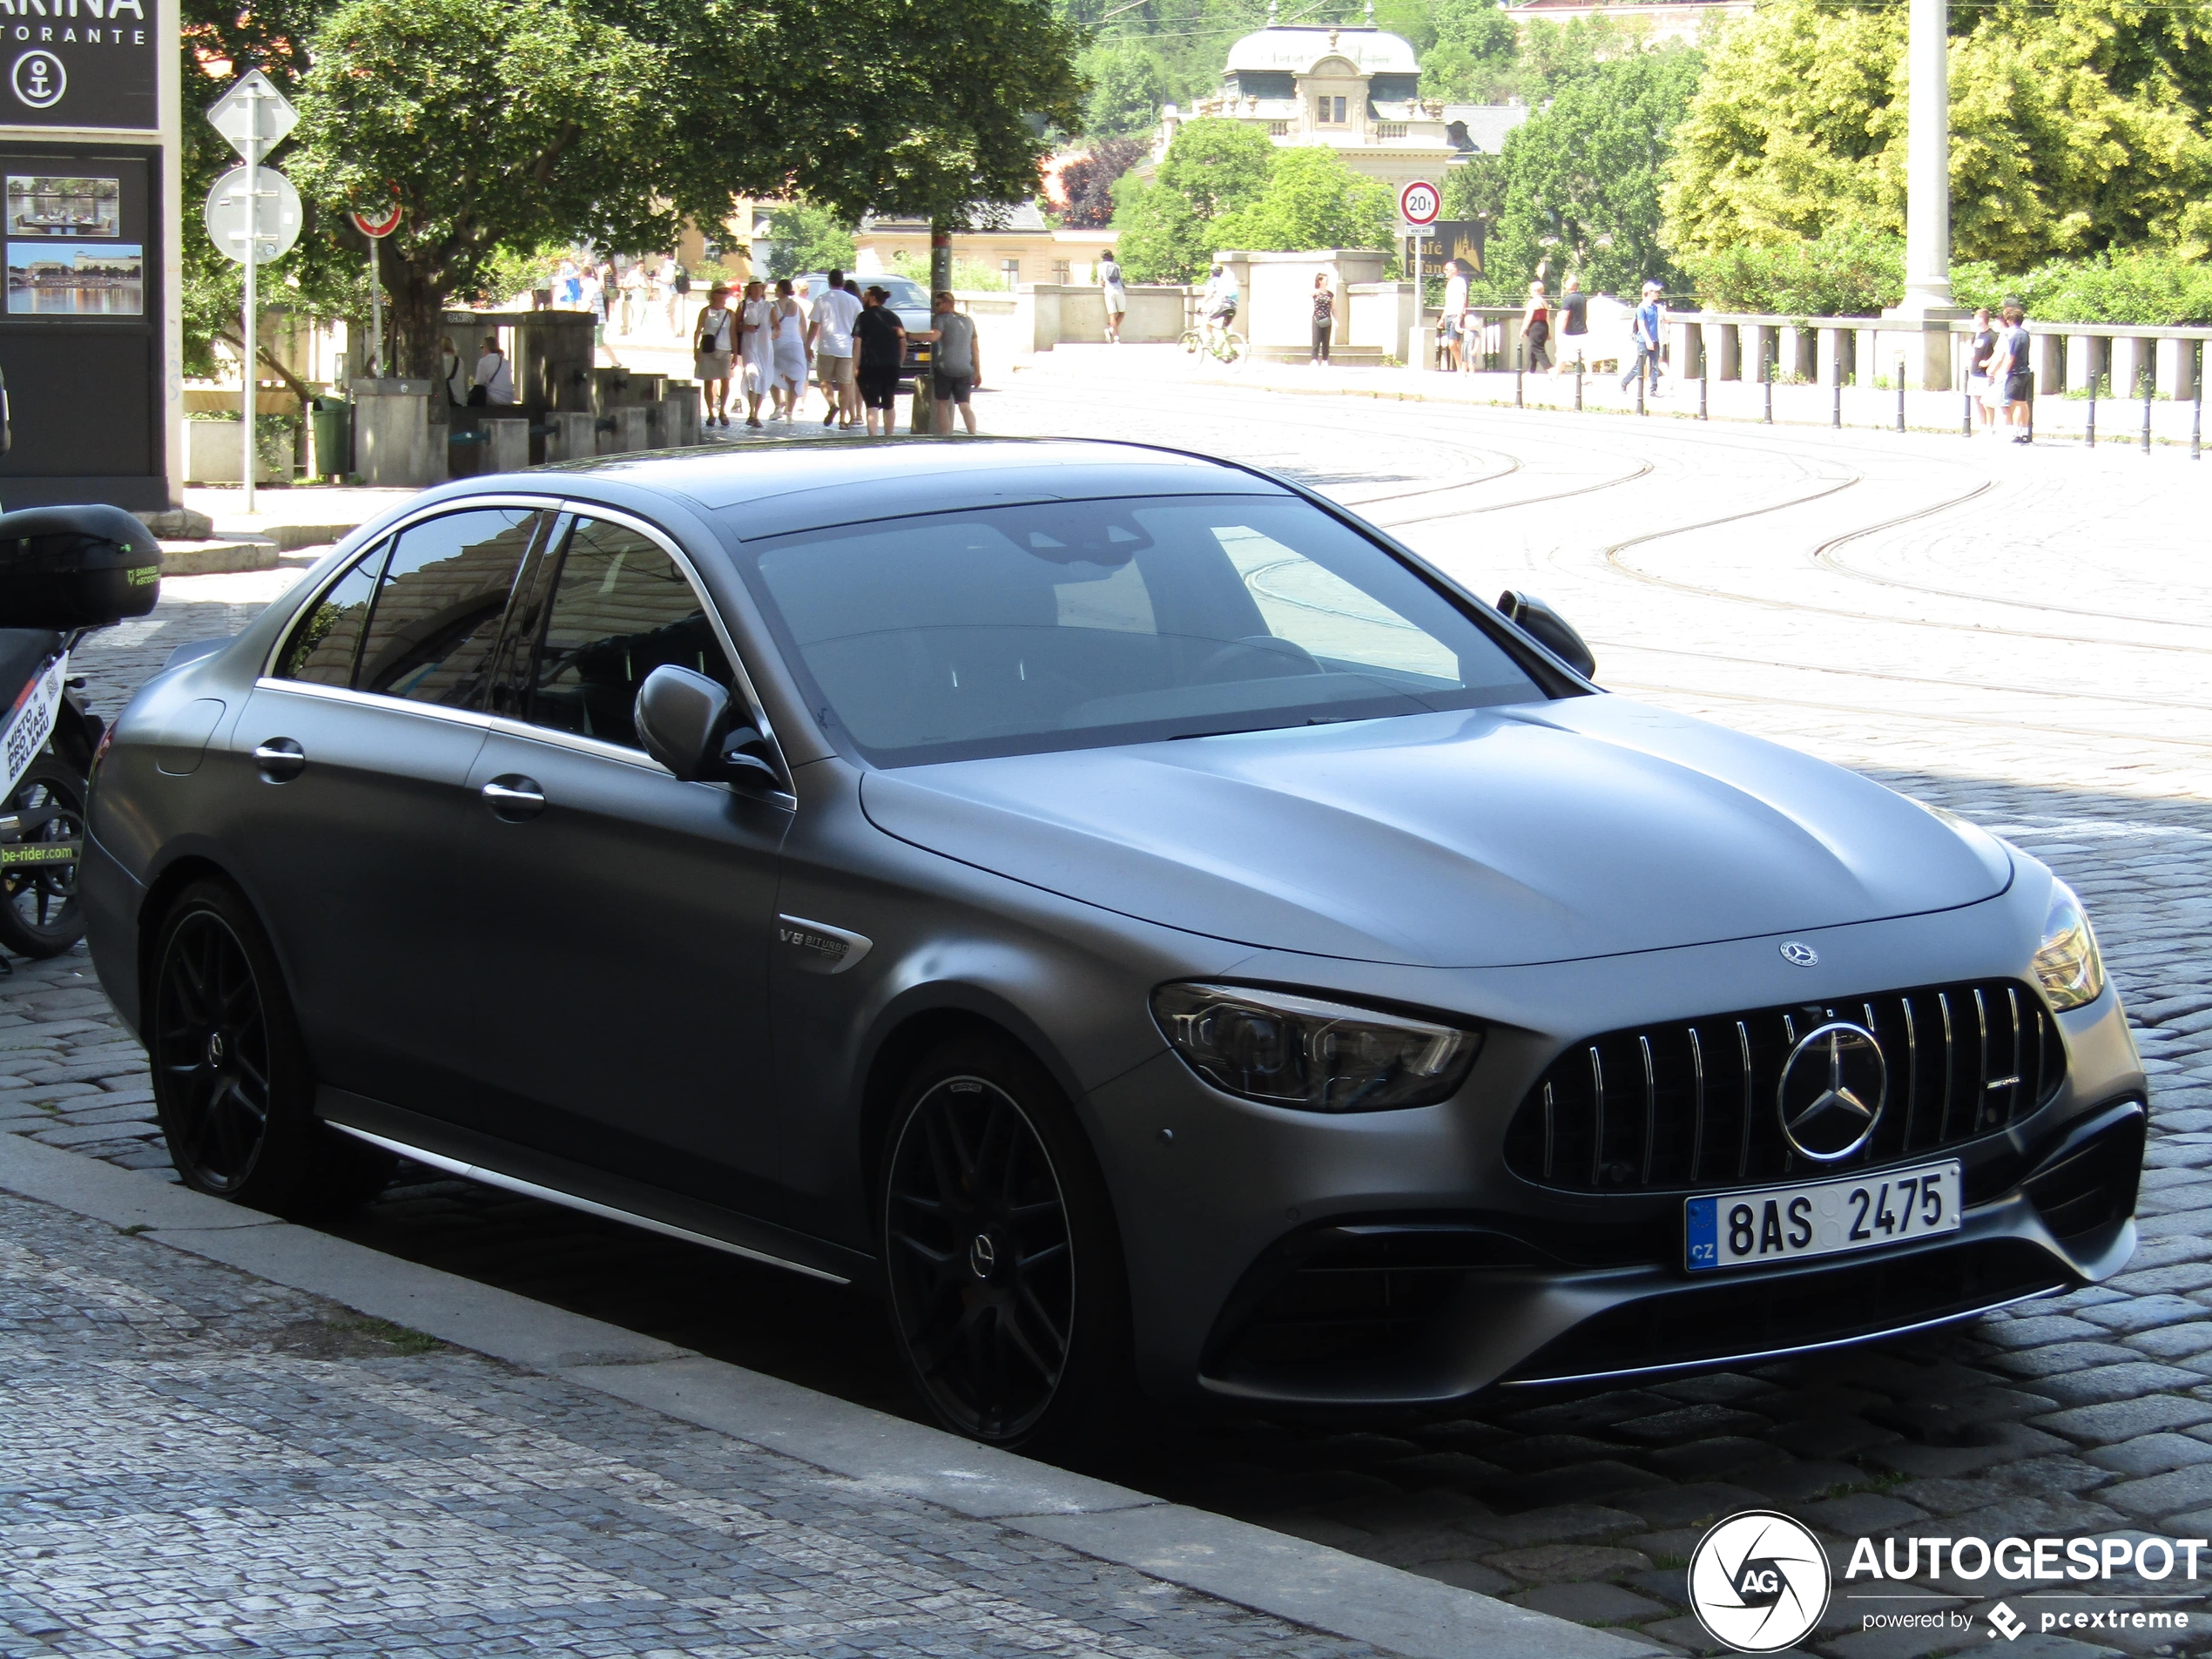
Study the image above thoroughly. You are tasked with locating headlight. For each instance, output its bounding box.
[1151,982,1480,1113]
[2033,883,2107,1012]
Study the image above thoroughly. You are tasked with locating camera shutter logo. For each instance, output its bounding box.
[1689,1510,1831,1653]
[1777,1021,1886,1162]
[11,51,65,111]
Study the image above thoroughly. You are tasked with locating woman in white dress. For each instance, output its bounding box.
[771,280,808,418]
[738,280,774,428]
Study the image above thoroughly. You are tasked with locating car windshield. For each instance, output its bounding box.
[732,494,1546,766]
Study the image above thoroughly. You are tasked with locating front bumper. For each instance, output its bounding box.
[1084,884,2147,1408]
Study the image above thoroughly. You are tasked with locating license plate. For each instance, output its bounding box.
[1685,1160,1961,1272]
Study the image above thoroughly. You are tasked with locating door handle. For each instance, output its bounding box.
[482,775,546,821]
[252,738,305,782]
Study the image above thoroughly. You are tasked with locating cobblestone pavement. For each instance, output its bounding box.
[0,1186,1383,1659]
[10,384,2212,1656]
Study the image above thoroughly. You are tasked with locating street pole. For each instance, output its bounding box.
[368,242,382,379]
[1898,0,1952,316]
[2141,366,2154,454]
[240,82,260,516]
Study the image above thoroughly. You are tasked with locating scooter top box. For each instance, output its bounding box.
[0,505,161,631]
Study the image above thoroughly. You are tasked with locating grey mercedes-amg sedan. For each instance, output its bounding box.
[82,440,2144,1449]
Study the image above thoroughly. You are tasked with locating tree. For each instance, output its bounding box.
[1215,147,1398,255]
[766,205,857,280]
[1486,47,1703,298]
[1113,117,1275,280]
[1083,41,1164,138]
[1059,138,1150,230]
[284,0,1085,396]
[1421,0,1519,103]
[1662,0,2212,269]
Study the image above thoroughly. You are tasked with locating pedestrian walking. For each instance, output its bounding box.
[736,279,774,428]
[1309,272,1335,366]
[1554,273,1588,375]
[1987,300,2034,443]
[771,279,808,418]
[664,255,688,335]
[694,283,736,428]
[917,290,981,435]
[1521,280,1551,373]
[1099,250,1128,344]
[1442,260,1470,370]
[441,336,468,407]
[554,259,582,309]
[853,286,907,437]
[1621,280,1664,396]
[807,267,862,428]
[1966,307,1998,432]
[618,261,646,336]
[579,263,606,349]
[471,335,513,406]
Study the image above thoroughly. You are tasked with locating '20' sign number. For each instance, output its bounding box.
[1399,180,1440,226]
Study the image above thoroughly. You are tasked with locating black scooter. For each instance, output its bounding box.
[0,503,162,957]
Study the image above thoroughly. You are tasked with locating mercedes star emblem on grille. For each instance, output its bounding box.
[1779,941,1818,967]
[1776,1022,1886,1161]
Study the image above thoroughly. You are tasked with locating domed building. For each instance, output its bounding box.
[1157,7,1528,198]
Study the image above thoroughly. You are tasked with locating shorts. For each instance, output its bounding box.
[1209,306,1237,325]
[694,351,732,381]
[2002,371,2033,406]
[817,351,855,388]
[932,369,974,405]
[857,365,900,409]
[1967,372,1991,395]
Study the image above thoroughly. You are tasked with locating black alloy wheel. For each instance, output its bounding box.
[0,757,86,959]
[882,1059,1089,1446]
[153,905,273,1193]
[150,880,392,1214]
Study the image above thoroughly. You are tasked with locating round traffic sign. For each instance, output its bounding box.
[350,192,402,239]
[204,165,303,266]
[1399,179,1441,226]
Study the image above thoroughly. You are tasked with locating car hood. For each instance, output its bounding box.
[857,698,2013,968]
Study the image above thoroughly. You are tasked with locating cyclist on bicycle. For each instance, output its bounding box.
[1201,264,1239,349]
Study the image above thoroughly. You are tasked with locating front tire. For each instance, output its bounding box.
[149,880,392,1216]
[879,1035,1131,1450]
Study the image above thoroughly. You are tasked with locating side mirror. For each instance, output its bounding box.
[0,503,161,630]
[1495,590,1596,681]
[634,664,782,789]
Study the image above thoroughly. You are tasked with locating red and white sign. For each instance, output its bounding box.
[1399,179,1441,226]
[349,192,402,239]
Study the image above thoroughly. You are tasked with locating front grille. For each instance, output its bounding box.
[1503,979,2064,1194]
[1502,1238,2067,1385]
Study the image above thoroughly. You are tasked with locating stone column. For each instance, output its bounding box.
[1670,319,1704,379]
[2065,333,2108,395]
[2031,333,2063,396]
[1817,327,1851,386]
[2156,337,2200,402]
[1898,0,1952,314]
[1703,320,1740,381]
[2108,336,2153,401]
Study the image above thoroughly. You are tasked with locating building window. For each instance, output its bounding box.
[1316,95,1346,125]
[1051,260,1070,284]
[1001,258,1022,287]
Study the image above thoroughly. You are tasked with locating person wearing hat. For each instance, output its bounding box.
[694,284,736,428]
[1621,279,1664,397]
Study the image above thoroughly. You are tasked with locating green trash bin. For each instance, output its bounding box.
[310,396,353,482]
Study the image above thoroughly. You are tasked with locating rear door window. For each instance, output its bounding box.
[526,516,737,752]
[355,508,545,707]
[274,543,387,685]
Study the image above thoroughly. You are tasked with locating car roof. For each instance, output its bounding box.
[527,438,1291,543]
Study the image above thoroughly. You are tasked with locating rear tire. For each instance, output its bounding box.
[0,754,87,959]
[878,1035,1133,1452]
[148,879,392,1217]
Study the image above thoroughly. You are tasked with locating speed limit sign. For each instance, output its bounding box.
[1399,179,1440,227]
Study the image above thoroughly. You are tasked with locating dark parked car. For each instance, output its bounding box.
[83,441,2145,1448]
[796,272,933,385]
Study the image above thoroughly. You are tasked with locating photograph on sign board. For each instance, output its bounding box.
[6,241,142,315]
[5,176,120,239]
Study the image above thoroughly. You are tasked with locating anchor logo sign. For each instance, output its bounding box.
[11,51,66,110]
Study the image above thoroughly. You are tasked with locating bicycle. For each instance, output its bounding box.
[1178,321,1246,367]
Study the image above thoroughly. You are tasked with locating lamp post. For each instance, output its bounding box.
[1897,0,1952,316]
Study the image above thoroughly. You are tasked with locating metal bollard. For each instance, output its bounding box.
[1636,370,1646,417]
[1832,377,1842,428]
[2142,369,2154,454]
[1700,368,1709,421]
[2087,381,2097,448]
[1895,361,1906,432]
[1763,357,1773,425]
[1575,368,1583,411]
[1962,388,1973,437]
[2195,345,2203,460]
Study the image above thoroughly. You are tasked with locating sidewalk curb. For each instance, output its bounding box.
[0,1132,1662,1659]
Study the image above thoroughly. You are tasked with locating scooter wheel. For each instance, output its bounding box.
[0,754,86,959]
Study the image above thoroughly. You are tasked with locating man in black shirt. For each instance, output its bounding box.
[1554,273,1589,375]
[852,287,907,437]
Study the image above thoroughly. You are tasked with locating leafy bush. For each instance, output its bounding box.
[1677,226,1904,316]
[766,204,855,280]
[887,251,1008,291]
[1212,148,1398,262]
[1952,251,2212,326]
